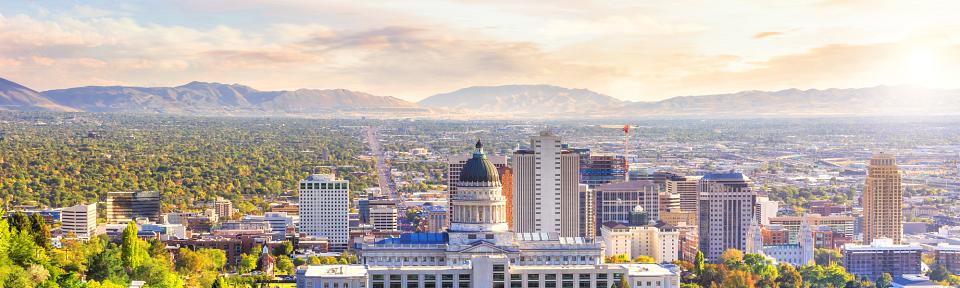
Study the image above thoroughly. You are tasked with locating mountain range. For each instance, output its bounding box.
[2,76,959,118]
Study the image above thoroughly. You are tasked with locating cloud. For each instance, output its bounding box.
[753,31,785,39]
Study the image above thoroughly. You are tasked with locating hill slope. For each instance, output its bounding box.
[626,86,960,117]
[0,77,78,112]
[418,85,625,116]
[42,82,416,114]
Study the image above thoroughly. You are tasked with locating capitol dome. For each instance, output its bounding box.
[459,140,500,185]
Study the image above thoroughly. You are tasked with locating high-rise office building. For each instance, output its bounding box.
[369,201,398,231]
[659,192,681,213]
[862,152,903,244]
[511,132,583,237]
[697,173,756,260]
[497,166,513,230]
[594,180,661,235]
[106,191,161,224]
[61,203,97,239]
[299,174,350,251]
[448,153,508,229]
[579,184,595,240]
[755,196,778,226]
[666,175,701,214]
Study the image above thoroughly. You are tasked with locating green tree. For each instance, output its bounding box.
[775,263,802,288]
[929,264,950,282]
[238,253,258,274]
[632,255,656,263]
[823,265,854,287]
[273,241,294,256]
[876,273,893,288]
[694,251,706,276]
[121,222,148,270]
[814,248,842,266]
[30,213,52,249]
[87,248,127,284]
[276,256,294,275]
[307,256,321,265]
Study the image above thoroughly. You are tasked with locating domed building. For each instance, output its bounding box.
[299,141,682,288]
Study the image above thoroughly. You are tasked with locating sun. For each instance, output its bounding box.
[900,47,943,87]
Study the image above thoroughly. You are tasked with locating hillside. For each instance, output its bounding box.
[0,77,78,112]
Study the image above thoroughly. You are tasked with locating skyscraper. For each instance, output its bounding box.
[105,191,161,224]
[511,132,583,237]
[666,175,701,214]
[497,166,513,229]
[299,174,350,251]
[697,173,756,260]
[862,152,903,244]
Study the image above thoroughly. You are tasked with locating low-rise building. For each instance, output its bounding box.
[934,243,960,275]
[842,238,922,280]
[600,221,679,264]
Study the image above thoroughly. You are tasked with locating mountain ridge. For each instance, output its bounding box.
[2,76,959,117]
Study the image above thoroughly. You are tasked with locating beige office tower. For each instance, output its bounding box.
[667,175,702,214]
[862,152,903,244]
[511,131,583,237]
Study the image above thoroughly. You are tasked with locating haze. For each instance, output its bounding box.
[1,0,958,101]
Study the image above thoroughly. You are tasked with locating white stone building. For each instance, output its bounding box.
[600,220,680,263]
[299,174,350,251]
[61,203,97,239]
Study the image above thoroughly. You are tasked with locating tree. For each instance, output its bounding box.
[307,256,321,265]
[719,249,744,269]
[632,255,656,263]
[211,277,228,288]
[238,253,258,274]
[30,213,52,249]
[615,276,630,288]
[148,238,167,258]
[276,256,294,275]
[606,254,631,263]
[121,221,148,270]
[775,263,802,288]
[815,248,842,266]
[876,273,893,288]
[694,251,706,276]
[273,241,294,256]
[930,264,950,282]
[87,248,127,284]
[720,270,755,288]
[822,265,854,287]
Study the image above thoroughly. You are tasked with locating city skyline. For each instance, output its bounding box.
[1,1,959,101]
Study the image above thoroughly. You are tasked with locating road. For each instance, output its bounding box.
[366,126,396,198]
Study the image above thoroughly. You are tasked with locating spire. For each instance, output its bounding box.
[473,139,486,158]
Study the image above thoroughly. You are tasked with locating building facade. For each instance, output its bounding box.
[600,221,679,263]
[512,132,583,237]
[594,181,661,236]
[299,174,350,251]
[934,244,960,275]
[61,203,97,239]
[697,173,756,260]
[842,238,921,280]
[769,214,856,244]
[862,152,903,244]
[106,191,161,224]
[666,175,701,215]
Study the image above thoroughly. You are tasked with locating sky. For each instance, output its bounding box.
[1,0,959,102]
